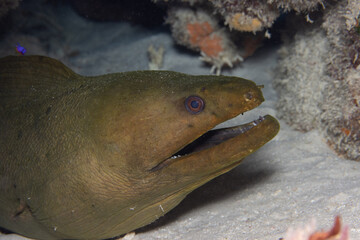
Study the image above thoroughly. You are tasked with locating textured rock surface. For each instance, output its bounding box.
[274,29,329,132]
[274,0,360,160]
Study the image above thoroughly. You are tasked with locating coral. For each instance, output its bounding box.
[274,0,360,160]
[186,21,215,52]
[227,12,263,32]
[284,216,349,240]
[343,1,360,30]
[210,0,279,32]
[154,0,325,73]
[268,0,325,12]
[166,7,242,74]
[273,29,329,132]
[0,0,21,18]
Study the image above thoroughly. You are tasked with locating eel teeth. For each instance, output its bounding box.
[150,116,266,172]
[173,116,265,158]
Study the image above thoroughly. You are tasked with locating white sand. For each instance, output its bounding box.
[1,2,359,240]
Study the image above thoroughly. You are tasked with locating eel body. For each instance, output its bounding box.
[0,56,279,239]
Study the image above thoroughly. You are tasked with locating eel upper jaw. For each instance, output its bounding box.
[149,114,278,173]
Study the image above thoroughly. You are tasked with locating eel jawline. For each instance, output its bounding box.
[149,115,266,172]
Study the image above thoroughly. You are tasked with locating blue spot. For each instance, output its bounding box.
[15,43,26,55]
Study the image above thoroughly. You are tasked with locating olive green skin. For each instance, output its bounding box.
[0,56,279,239]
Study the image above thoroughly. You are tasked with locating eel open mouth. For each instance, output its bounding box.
[150,115,268,172]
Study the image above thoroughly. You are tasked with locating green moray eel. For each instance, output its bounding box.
[0,56,279,239]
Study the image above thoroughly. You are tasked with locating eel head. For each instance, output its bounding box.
[84,71,280,238]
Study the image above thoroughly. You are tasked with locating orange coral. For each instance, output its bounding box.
[199,34,223,57]
[187,22,213,46]
[186,22,223,57]
[229,13,262,32]
[284,216,349,240]
[309,216,348,240]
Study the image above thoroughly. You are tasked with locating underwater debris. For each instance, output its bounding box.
[15,43,26,55]
[284,216,349,240]
[147,44,165,70]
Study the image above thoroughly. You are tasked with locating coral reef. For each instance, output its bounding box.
[0,0,20,18]
[154,0,324,74]
[274,0,360,160]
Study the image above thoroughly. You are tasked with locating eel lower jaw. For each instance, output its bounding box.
[149,115,273,172]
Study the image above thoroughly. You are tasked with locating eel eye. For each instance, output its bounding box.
[185,96,205,114]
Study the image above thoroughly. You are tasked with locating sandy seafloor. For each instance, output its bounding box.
[0,2,359,240]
